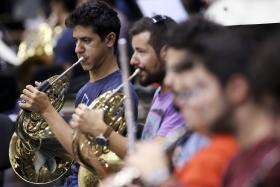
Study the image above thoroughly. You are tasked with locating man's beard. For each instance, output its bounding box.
[210,106,236,135]
[139,68,165,86]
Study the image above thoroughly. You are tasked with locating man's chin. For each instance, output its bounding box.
[139,79,152,87]
[139,73,163,87]
[138,76,147,85]
[81,66,88,71]
[81,64,92,71]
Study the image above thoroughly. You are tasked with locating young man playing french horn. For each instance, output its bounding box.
[19,1,138,186]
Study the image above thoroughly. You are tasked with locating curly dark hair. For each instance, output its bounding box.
[65,1,120,52]
[167,16,251,87]
[129,15,177,58]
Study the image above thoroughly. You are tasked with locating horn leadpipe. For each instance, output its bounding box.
[20,56,84,105]
[50,57,84,85]
[20,57,84,115]
[37,57,84,92]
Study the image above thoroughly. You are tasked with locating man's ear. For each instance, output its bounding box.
[226,74,250,105]
[160,45,168,62]
[105,32,116,48]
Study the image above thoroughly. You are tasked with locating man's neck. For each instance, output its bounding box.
[236,103,274,149]
[89,52,119,82]
[158,82,172,94]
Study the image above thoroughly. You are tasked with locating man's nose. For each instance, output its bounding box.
[75,41,85,54]
[130,52,140,67]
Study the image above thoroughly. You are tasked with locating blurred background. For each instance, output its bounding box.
[0,0,173,186]
[0,0,280,186]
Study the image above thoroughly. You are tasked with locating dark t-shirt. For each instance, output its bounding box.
[222,137,280,187]
[75,70,138,117]
[64,70,138,187]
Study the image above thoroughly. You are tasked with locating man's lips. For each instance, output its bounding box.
[138,71,144,78]
[79,57,87,64]
[138,68,145,75]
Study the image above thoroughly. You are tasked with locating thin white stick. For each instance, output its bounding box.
[118,38,136,154]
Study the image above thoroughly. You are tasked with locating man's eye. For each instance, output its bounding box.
[82,38,91,43]
[137,49,145,54]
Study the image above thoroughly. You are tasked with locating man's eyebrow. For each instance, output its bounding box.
[73,36,92,39]
[172,60,195,73]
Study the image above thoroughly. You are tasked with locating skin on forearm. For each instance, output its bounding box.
[106,133,165,159]
[161,176,180,187]
[108,131,128,159]
[100,131,166,159]
[41,106,75,155]
[154,136,166,142]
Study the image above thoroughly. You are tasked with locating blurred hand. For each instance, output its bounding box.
[19,85,52,114]
[70,104,107,136]
[125,141,170,185]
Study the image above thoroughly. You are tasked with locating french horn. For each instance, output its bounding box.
[9,57,84,184]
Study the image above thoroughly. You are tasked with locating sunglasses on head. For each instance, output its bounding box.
[150,15,167,24]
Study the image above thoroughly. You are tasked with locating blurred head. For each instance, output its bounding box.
[180,0,210,14]
[129,15,176,86]
[164,16,223,91]
[50,0,78,25]
[51,0,78,13]
[65,1,120,71]
[165,16,250,134]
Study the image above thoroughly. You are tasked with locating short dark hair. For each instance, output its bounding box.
[168,16,251,87]
[249,35,280,113]
[65,1,121,52]
[129,15,177,58]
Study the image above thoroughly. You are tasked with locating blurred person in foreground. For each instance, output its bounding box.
[119,16,255,187]
[222,34,280,187]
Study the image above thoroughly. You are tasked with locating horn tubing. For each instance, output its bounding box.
[50,56,84,85]
[88,68,139,109]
